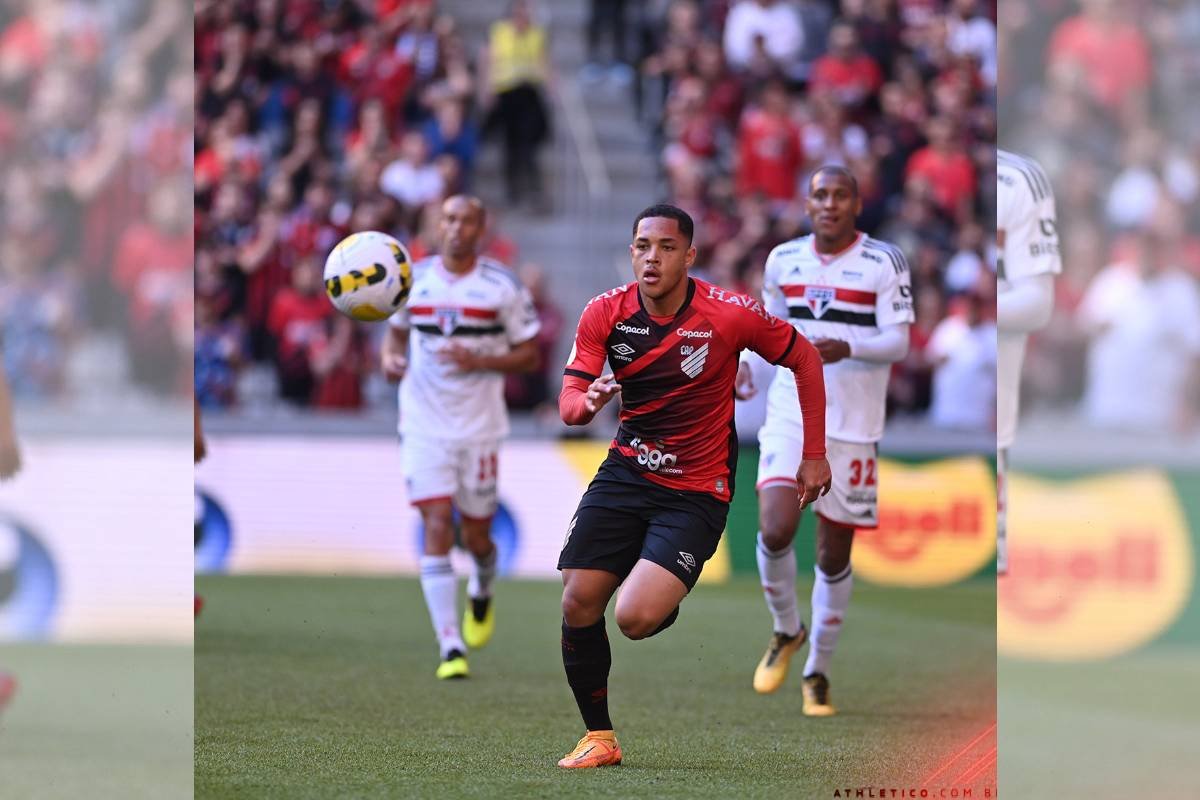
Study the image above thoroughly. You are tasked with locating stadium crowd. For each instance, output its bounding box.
[1000,0,1200,434]
[0,0,191,402]
[194,0,562,410]
[192,0,998,434]
[637,0,998,427]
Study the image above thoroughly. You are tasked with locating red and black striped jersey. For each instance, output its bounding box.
[563,277,824,502]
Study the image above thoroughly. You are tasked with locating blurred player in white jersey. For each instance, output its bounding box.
[736,166,913,714]
[996,151,1060,574]
[1,347,22,713]
[381,195,541,679]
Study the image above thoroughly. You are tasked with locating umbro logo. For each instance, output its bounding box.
[612,343,635,356]
[680,343,708,378]
[676,551,696,573]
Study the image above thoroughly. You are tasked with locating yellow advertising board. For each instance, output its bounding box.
[998,470,1193,660]
[852,458,996,587]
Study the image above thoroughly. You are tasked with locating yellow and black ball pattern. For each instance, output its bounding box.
[323,231,414,322]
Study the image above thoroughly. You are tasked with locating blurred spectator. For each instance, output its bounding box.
[735,80,804,204]
[482,0,552,209]
[888,284,944,415]
[905,116,977,221]
[267,255,332,405]
[582,0,635,84]
[505,263,565,413]
[113,177,193,396]
[1077,231,1200,432]
[1045,0,1151,122]
[809,20,883,111]
[194,291,245,410]
[1003,0,1200,430]
[422,98,477,177]
[635,0,996,435]
[0,234,77,399]
[0,1,189,403]
[927,291,997,430]
[946,0,997,88]
[309,315,368,410]
[380,131,445,216]
[635,0,703,122]
[723,0,803,76]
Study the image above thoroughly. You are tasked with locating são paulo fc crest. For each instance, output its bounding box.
[435,308,460,335]
[804,286,836,319]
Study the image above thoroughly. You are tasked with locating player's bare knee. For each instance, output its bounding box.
[816,542,852,575]
[561,587,602,628]
[759,517,797,552]
[422,523,454,555]
[614,607,656,640]
[461,525,493,558]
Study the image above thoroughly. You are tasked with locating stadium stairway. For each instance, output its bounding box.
[441,0,657,364]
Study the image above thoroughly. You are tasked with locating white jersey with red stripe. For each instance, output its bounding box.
[761,232,914,443]
[389,255,540,442]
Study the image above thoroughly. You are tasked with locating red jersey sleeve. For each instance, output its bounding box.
[563,297,609,381]
[743,308,826,460]
[559,296,610,425]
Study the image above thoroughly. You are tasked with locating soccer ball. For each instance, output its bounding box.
[323,231,414,322]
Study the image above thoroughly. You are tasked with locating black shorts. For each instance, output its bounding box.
[557,459,729,591]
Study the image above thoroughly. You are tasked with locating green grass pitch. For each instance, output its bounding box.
[0,644,194,799]
[196,574,995,799]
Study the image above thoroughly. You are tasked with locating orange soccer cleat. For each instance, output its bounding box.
[557,730,623,769]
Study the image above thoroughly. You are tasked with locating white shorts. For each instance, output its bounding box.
[401,436,500,520]
[756,434,879,529]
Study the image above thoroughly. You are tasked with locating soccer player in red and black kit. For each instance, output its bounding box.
[554,205,832,768]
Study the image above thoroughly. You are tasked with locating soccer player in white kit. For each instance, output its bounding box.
[380,195,541,679]
[996,151,1060,574]
[737,166,913,714]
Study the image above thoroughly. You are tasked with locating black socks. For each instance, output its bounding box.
[561,618,613,731]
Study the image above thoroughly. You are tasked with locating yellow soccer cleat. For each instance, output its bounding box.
[557,730,623,769]
[802,672,837,716]
[463,597,495,650]
[752,625,808,695]
[436,650,469,680]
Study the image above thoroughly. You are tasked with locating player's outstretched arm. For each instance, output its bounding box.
[0,367,21,480]
[559,374,621,426]
[785,336,832,507]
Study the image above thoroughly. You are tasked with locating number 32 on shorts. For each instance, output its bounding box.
[848,458,876,487]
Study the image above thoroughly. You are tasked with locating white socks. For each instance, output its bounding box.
[756,532,802,638]
[804,563,853,677]
[419,554,464,658]
[467,545,497,600]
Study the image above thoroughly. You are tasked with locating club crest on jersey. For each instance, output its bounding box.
[681,343,708,378]
[435,308,460,335]
[804,286,836,319]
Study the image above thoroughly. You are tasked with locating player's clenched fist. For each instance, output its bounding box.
[796,457,832,510]
[585,374,622,414]
[734,361,756,400]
